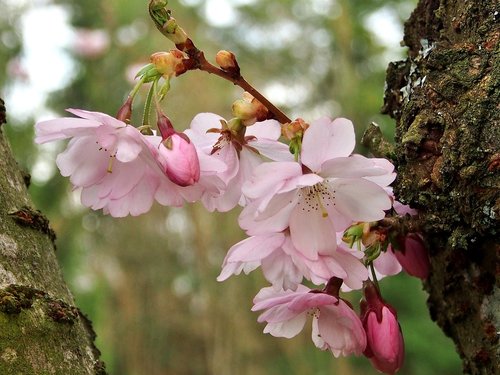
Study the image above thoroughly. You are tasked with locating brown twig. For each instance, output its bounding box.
[149,1,291,124]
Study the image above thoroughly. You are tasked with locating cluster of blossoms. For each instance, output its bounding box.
[35,103,429,373]
[35,3,431,373]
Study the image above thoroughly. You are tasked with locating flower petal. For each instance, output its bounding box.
[289,201,338,259]
[35,118,101,143]
[301,117,356,172]
[239,190,298,235]
[56,137,109,187]
[249,139,294,162]
[329,178,392,222]
[242,161,302,200]
[245,119,281,140]
[320,155,389,178]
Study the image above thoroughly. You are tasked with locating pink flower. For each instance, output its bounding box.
[217,231,368,291]
[35,109,212,216]
[240,117,394,259]
[35,109,163,216]
[252,285,366,357]
[184,113,292,212]
[372,249,402,278]
[361,281,404,374]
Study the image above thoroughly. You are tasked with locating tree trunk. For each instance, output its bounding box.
[382,1,499,374]
[0,99,106,374]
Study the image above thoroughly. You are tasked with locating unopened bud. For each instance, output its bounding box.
[343,223,365,246]
[215,50,240,75]
[116,97,133,123]
[231,92,268,126]
[164,18,189,45]
[149,0,168,11]
[160,133,200,186]
[157,113,175,140]
[361,281,405,374]
[394,233,430,279]
[281,118,309,140]
[150,50,186,77]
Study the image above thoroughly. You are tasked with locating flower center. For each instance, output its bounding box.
[298,183,336,218]
[211,131,232,154]
[95,140,117,173]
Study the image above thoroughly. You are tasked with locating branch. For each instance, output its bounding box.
[148,0,291,124]
[361,122,396,160]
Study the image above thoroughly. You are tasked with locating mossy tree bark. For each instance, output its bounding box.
[380,1,499,374]
[0,99,106,374]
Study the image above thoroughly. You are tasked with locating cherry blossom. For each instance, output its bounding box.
[240,117,394,259]
[252,285,367,357]
[35,109,223,216]
[36,109,165,216]
[32,5,424,369]
[184,112,292,212]
[217,230,368,291]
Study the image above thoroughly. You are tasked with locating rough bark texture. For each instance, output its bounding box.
[381,1,499,374]
[0,99,106,374]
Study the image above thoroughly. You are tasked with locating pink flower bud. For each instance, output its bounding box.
[157,113,175,140]
[161,133,200,187]
[394,233,430,280]
[361,281,404,374]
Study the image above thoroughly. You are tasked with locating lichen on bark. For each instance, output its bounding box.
[381,0,499,373]
[0,100,107,374]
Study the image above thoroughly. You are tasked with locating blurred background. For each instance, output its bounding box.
[1,0,462,374]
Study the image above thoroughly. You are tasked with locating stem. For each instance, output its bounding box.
[369,263,380,292]
[198,59,291,124]
[152,79,161,113]
[142,82,156,126]
[361,122,396,160]
[129,75,147,100]
[148,2,291,124]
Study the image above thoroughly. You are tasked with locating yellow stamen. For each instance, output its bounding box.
[315,191,329,218]
[107,155,115,173]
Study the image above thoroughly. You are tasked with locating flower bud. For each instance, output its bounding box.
[161,133,200,187]
[215,50,240,75]
[150,50,186,77]
[231,92,268,126]
[394,233,430,279]
[149,0,168,11]
[164,18,189,45]
[157,113,175,140]
[116,97,133,123]
[281,118,308,140]
[361,281,404,374]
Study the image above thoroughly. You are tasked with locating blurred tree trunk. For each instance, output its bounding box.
[0,99,106,374]
[381,1,499,374]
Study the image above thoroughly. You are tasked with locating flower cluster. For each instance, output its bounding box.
[35,11,431,370]
[35,104,430,373]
